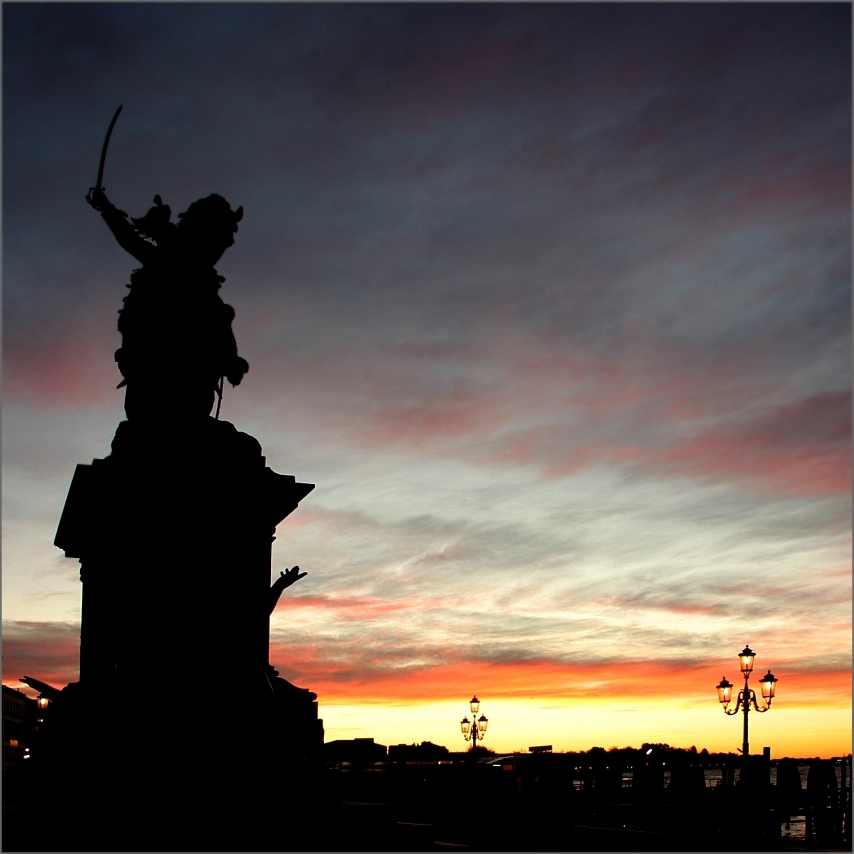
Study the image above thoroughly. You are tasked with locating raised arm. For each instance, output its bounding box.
[86,187,156,266]
[269,565,307,614]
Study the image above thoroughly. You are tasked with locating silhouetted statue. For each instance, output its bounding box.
[85,187,249,421]
[39,112,320,850]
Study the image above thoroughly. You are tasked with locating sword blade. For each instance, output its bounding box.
[95,104,123,191]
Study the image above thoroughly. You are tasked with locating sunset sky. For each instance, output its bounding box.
[3,3,850,757]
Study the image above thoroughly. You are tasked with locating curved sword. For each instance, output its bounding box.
[94,104,123,191]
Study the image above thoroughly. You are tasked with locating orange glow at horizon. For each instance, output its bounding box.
[4,654,849,759]
[263,653,852,758]
[318,697,851,759]
[272,650,850,704]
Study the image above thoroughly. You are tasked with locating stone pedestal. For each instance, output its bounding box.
[49,417,321,848]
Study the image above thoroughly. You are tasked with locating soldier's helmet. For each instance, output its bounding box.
[175,194,244,267]
[178,194,243,240]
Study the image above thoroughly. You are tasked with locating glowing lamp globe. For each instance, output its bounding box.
[759,670,778,700]
[477,714,488,734]
[716,676,733,704]
[738,645,756,675]
[460,716,471,737]
[470,695,480,715]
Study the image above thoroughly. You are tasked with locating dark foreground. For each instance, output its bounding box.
[4,753,850,851]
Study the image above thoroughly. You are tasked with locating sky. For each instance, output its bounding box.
[3,3,851,758]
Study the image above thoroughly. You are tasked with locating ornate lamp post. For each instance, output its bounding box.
[460,695,488,751]
[716,645,778,760]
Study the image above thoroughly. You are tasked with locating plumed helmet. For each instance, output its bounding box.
[178,194,244,235]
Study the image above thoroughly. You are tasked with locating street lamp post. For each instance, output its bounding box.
[460,695,488,751]
[716,645,778,761]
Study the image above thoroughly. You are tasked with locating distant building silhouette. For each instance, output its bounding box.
[388,741,450,763]
[325,737,387,767]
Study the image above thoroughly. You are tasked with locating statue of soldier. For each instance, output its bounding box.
[86,187,250,422]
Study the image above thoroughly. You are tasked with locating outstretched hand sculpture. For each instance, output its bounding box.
[269,565,308,614]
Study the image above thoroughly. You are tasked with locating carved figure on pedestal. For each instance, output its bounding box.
[266,564,323,755]
[86,186,249,422]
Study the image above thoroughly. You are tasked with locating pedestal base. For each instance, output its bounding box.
[45,417,321,849]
